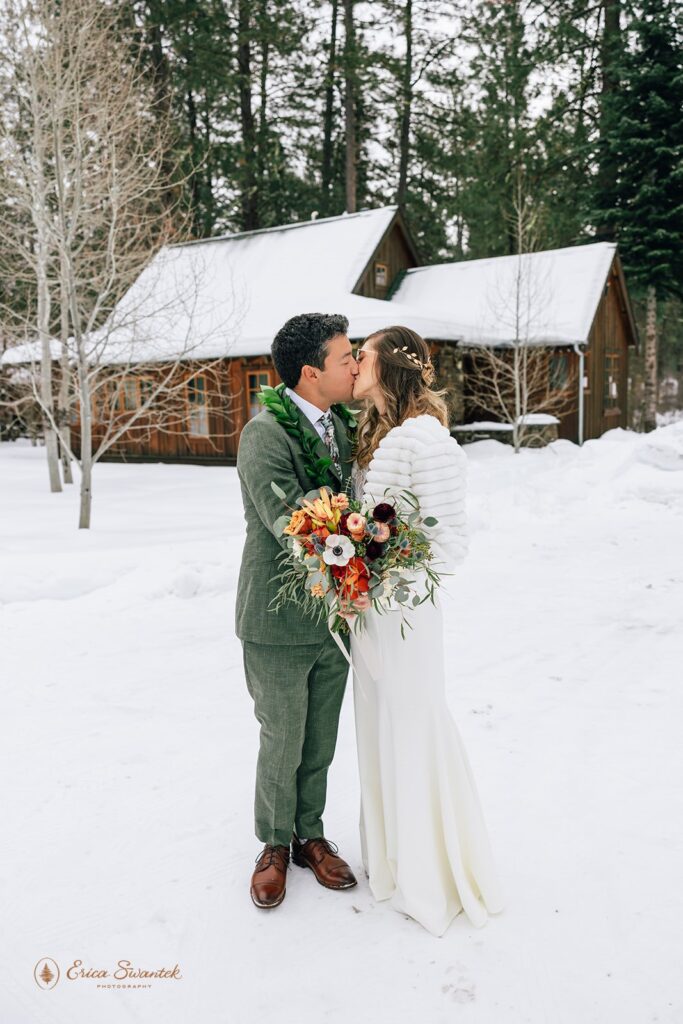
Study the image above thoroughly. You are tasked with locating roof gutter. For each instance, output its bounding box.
[573,342,585,446]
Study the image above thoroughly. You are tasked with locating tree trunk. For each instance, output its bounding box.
[321,0,339,214]
[343,0,357,214]
[145,9,176,215]
[78,423,93,529]
[643,283,657,432]
[57,266,74,484]
[238,0,259,230]
[73,319,93,528]
[37,235,62,492]
[257,0,269,217]
[186,86,202,237]
[202,97,214,235]
[596,0,621,241]
[396,0,412,208]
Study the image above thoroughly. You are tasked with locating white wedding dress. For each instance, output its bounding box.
[350,414,505,936]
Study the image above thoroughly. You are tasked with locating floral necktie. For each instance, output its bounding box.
[319,411,342,477]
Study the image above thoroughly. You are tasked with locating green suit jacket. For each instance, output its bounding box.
[235,404,354,646]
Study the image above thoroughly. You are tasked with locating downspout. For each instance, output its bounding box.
[573,342,585,446]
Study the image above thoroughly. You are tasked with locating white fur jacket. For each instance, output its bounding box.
[361,413,469,572]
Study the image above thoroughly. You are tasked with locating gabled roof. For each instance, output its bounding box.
[393,242,627,347]
[87,207,462,364]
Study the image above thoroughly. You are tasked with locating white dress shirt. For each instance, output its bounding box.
[285,387,329,440]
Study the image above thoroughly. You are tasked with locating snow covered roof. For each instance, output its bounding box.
[1,339,62,365]
[85,207,463,365]
[0,220,629,370]
[392,242,619,347]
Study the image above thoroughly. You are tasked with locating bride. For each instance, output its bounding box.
[349,325,505,936]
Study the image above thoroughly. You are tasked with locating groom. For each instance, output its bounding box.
[236,313,359,909]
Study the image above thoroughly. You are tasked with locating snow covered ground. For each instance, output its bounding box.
[1,424,682,1024]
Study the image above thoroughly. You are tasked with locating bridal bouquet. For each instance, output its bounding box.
[270,484,444,638]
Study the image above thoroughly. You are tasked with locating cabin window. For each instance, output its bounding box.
[91,381,110,422]
[603,344,620,410]
[187,375,210,435]
[122,379,138,411]
[247,370,273,419]
[139,378,154,408]
[549,353,568,391]
[374,262,388,288]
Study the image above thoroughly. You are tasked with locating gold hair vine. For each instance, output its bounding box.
[392,345,432,372]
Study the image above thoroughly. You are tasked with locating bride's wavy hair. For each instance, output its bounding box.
[355,326,449,468]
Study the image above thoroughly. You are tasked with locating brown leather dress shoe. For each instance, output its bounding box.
[291,836,357,890]
[250,844,290,909]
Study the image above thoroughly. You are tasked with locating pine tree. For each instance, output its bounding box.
[459,0,542,257]
[594,0,683,430]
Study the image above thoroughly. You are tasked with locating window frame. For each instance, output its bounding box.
[186,373,210,437]
[603,341,620,412]
[374,261,389,288]
[548,351,569,392]
[245,368,275,421]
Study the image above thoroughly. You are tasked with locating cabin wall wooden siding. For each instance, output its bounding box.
[354,221,417,300]
[71,357,280,465]
[556,265,631,442]
[432,342,465,423]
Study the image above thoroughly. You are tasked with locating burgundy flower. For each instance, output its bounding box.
[337,512,352,536]
[365,540,386,560]
[372,502,396,523]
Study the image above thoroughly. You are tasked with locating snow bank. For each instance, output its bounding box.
[1,424,682,1024]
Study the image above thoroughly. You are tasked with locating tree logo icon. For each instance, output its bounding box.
[34,958,60,989]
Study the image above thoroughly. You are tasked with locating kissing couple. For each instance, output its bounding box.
[235,313,505,936]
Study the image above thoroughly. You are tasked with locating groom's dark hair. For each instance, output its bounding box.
[272,313,349,389]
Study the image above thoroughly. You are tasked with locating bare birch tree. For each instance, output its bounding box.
[0,0,242,527]
[465,172,577,450]
[0,3,62,490]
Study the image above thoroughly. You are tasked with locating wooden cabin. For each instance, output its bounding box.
[0,209,639,459]
[394,242,639,444]
[59,206,462,464]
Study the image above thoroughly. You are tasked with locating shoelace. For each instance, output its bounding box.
[255,845,289,873]
[300,838,339,864]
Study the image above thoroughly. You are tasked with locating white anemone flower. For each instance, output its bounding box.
[322,534,355,567]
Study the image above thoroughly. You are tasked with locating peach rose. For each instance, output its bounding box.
[346,513,367,535]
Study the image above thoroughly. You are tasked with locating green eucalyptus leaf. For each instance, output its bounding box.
[273,514,291,535]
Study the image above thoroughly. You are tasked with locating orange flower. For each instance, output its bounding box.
[301,488,338,525]
[331,493,349,511]
[311,582,326,598]
[339,556,370,600]
[310,526,331,543]
[284,509,313,536]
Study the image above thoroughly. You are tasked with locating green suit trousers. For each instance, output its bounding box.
[243,635,349,847]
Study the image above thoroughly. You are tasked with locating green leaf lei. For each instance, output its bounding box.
[258,382,359,489]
